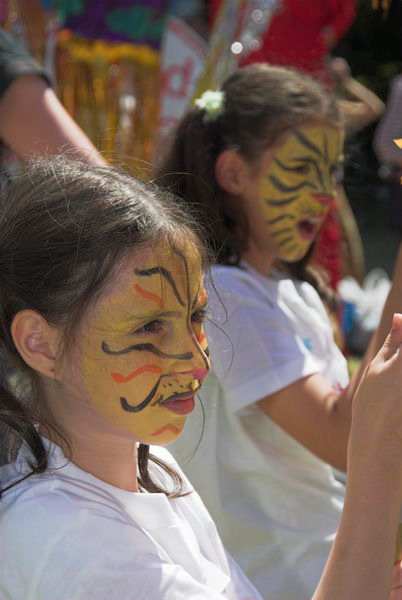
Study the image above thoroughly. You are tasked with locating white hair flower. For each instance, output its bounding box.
[194,90,225,121]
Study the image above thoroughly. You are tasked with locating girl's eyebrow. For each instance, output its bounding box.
[134,266,185,307]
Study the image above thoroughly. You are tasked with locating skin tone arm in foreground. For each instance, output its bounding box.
[0,74,106,165]
[313,314,402,600]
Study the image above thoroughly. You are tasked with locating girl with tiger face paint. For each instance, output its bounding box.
[81,244,209,446]
[158,63,402,600]
[260,124,344,263]
[0,157,267,600]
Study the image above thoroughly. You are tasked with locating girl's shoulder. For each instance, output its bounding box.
[208,263,323,315]
[209,263,280,303]
[0,447,242,600]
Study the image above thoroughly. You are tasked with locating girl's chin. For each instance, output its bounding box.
[278,243,310,264]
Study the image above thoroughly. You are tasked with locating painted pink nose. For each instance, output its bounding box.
[172,369,209,380]
[314,194,334,206]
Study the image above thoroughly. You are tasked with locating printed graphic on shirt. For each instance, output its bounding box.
[261,124,344,262]
[82,243,210,444]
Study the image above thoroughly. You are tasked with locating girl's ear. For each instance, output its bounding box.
[215,149,251,195]
[11,310,60,378]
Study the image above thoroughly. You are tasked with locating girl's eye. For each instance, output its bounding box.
[191,308,207,324]
[134,320,164,335]
[292,164,309,174]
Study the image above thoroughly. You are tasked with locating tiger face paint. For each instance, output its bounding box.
[80,244,210,445]
[260,124,344,262]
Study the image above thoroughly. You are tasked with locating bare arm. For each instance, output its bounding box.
[258,243,402,472]
[257,373,350,471]
[0,74,106,165]
[339,78,385,118]
[349,242,402,398]
[313,316,402,600]
[330,58,385,133]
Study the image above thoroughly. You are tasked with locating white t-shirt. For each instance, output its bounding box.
[0,439,260,600]
[170,263,349,600]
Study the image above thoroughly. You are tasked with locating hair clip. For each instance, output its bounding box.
[194,90,225,122]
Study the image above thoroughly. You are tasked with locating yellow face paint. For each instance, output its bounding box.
[81,243,210,445]
[260,124,344,262]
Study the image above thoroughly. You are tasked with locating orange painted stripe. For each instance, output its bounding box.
[111,364,162,383]
[133,283,164,309]
[197,291,208,304]
[197,332,206,344]
[151,424,182,437]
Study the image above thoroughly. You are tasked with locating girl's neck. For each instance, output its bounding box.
[241,244,277,276]
[40,405,140,492]
[66,432,139,492]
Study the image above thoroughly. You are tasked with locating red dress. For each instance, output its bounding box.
[210,0,356,83]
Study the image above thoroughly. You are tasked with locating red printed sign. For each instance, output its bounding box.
[159,17,206,140]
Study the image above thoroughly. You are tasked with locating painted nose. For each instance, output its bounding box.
[314,194,334,207]
[172,368,209,381]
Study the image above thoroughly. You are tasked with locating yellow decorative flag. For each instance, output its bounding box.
[394,139,402,149]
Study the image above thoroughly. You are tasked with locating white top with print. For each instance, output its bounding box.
[170,262,349,600]
[0,440,260,600]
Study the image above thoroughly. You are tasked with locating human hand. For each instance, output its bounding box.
[348,314,402,481]
[330,57,351,82]
[391,561,402,599]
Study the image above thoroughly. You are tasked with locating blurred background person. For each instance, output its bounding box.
[374,73,402,232]
[0,27,105,166]
[330,56,385,287]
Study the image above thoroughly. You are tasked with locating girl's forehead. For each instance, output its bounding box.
[101,242,204,305]
[276,124,344,160]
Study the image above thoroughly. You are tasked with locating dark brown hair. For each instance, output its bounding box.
[0,156,206,498]
[155,64,342,304]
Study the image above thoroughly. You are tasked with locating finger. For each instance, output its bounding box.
[390,586,402,599]
[392,561,402,589]
[378,313,402,362]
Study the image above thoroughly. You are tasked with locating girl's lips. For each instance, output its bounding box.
[160,393,195,415]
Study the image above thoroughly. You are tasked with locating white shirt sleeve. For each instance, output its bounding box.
[205,268,321,413]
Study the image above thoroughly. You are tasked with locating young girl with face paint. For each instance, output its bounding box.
[157,63,402,600]
[1,157,402,600]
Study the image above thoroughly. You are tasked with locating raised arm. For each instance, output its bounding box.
[330,57,385,133]
[313,315,402,600]
[0,74,106,165]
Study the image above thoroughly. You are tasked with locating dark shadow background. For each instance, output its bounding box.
[334,0,402,274]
